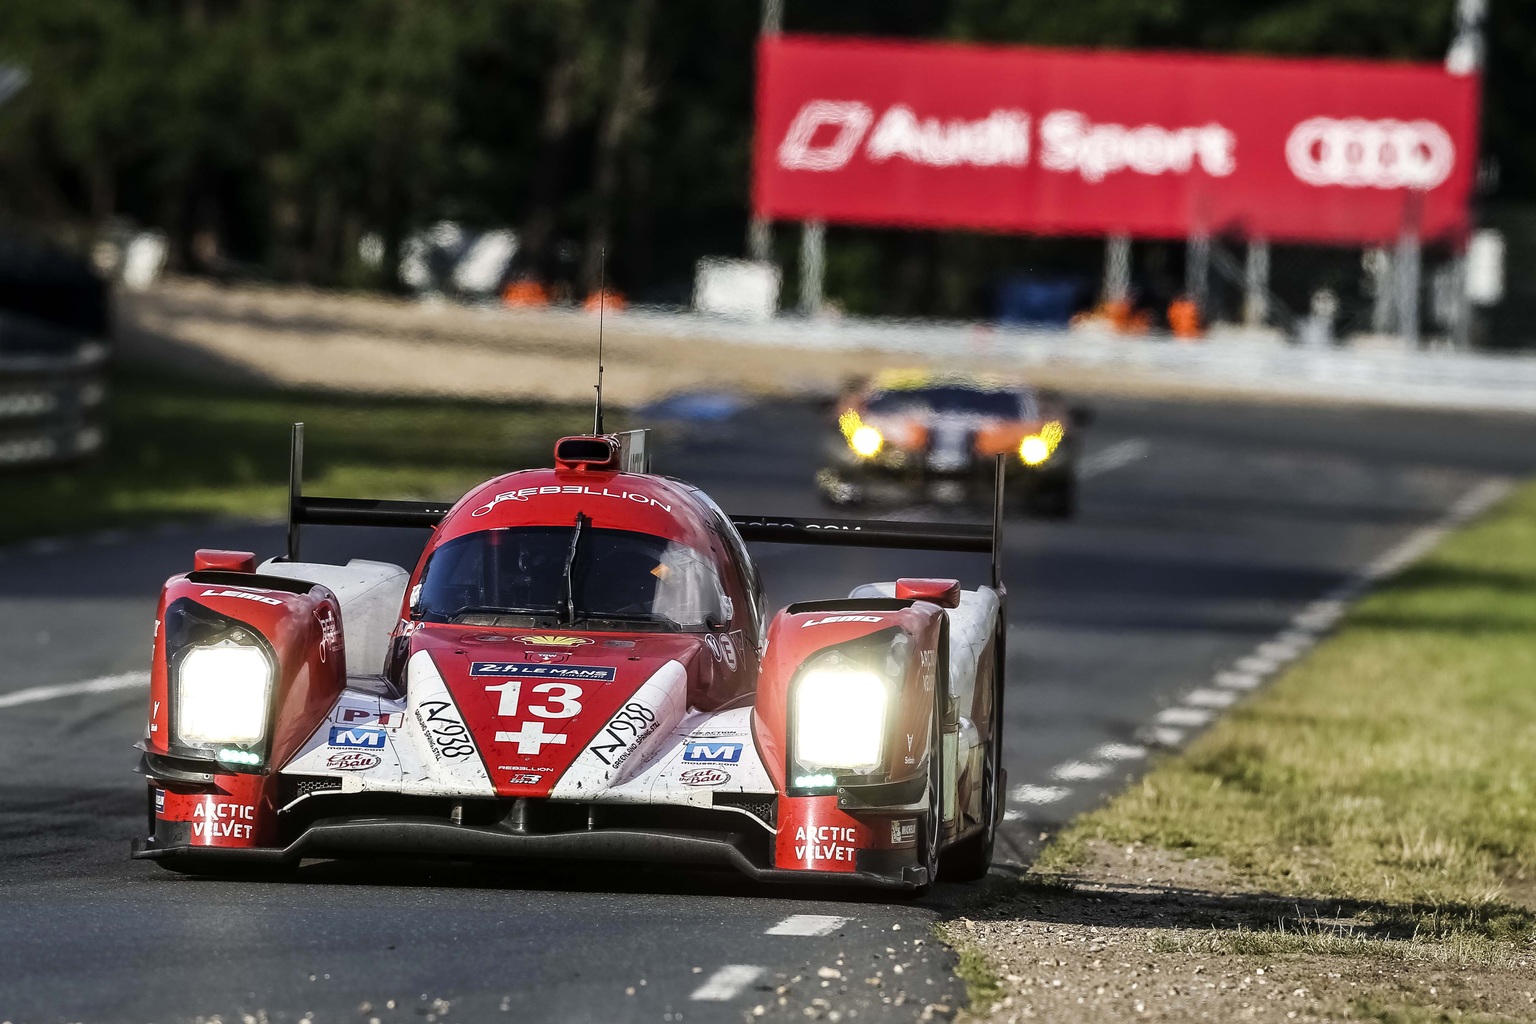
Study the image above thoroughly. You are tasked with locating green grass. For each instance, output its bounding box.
[939,924,1006,1009]
[0,364,599,543]
[1036,481,1536,947]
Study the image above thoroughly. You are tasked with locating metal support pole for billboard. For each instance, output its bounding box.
[1367,248,1395,334]
[1400,211,1419,348]
[748,0,784,267]
[1185,231,1210,311]
[800,219,825,317]
[1243,238,1270,326]
[1103,234,1131,306]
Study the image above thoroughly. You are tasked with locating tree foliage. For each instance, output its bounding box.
[0,0,1526,310]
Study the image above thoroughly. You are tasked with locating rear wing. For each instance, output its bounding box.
[283,423,1004,588]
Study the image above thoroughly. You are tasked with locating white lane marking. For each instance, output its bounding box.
[1155,707,1212,727]
[1080,438,1150,479]
[0,671,150,710]
[1093,743,1147,761]
[1011,784,1071,804]
[690,964,765,1002]
[1004,808,1027,822]
[1214,671,1262,690]
[766,915,848,937]
[1182,688,1238,708]
[1144,726,1185,747]
[1052,761,1110,781]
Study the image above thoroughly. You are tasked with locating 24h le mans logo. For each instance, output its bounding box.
[515,634,593,647]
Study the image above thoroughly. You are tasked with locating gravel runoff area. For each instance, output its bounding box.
[116,277,1393,408]
[948,844,1535,1024]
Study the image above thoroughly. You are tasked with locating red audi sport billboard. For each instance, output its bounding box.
[753,36,1481,244]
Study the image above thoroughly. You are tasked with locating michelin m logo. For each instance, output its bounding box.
[683,741,742,764]
[329,726,387,749]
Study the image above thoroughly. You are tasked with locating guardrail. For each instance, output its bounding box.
[0,311,108,468]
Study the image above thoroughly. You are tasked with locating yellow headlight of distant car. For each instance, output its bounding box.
[1019,435,1050,465]
[849,425,884,458]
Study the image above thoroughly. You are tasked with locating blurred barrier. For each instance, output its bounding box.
[0,310,108,468]
[615,309,1536,415]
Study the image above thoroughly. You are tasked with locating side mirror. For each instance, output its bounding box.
[895,577,961,608]
[409,583,423,615]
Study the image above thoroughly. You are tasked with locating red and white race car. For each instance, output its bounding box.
[132,428,1007,891]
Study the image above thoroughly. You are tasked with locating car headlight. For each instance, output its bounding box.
[175,640,273,747]
[1019,435,1050,465]
[793,666,888,772]
[849,425,884,459]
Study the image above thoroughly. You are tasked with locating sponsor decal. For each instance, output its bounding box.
[683,741,743,764]
[588,703,659,767]
[680,767,731,787]
[703,632,739,669]
[316,606,341,663]
[334,707,404,729]
[150,700,161,734]
[191,799,256,840]
[463,633,510,643]
[792,824,858,864]
[802,615,883,627]
[471,485,673,518]
[525,650,569,664]
[154,788,165,813]
[601,639,636,648]
[200,587,283,607]
[515,634,593,648]
[497,765,554,773]
[471,662,616,682]
[1286,117,1454,190]
[415,700,476,760]
[506,773,544,786]
[890,818,917,845]
[326,751,382,772]
[329,726,387,749]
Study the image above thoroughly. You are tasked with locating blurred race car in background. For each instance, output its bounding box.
[131,427,1008,892]
[818,371,1091,518]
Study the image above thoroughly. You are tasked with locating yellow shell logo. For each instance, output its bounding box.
[514,634,594,647]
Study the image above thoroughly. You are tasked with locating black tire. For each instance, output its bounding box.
[939,650,1002,883]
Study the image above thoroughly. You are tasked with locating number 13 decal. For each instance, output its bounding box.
[485,681,583,719]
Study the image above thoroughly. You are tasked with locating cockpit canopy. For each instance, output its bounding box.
[416,525,731,632]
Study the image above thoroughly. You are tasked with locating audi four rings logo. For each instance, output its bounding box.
[1285,117,1454,190]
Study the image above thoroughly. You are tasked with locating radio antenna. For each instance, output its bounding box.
[593,248,606,435]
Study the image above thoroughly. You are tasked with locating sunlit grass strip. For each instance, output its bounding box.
[1036,481,1536,945]
[0,364,597,543]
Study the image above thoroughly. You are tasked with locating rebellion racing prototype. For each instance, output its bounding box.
[132,428,1007,891]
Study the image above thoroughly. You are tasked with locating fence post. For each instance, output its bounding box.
[1395,201,1422,348]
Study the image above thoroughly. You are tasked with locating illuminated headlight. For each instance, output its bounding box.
[175,641,273,747]
[849,425,884,459]
[793,668,887,771]
[1019,435,1050,465]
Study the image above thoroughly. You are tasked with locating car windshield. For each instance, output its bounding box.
[416,526,728,632]
[867,386,1025,419]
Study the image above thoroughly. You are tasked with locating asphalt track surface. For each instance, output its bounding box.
[1,395,1533,1024]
